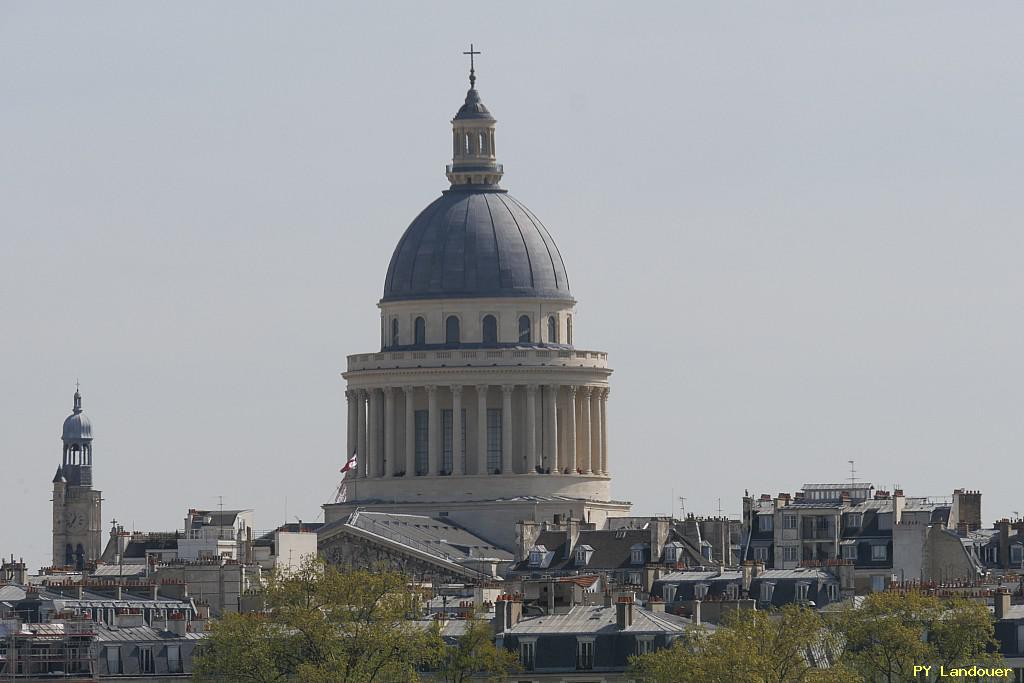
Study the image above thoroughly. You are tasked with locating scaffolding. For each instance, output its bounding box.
[1,618,96,681]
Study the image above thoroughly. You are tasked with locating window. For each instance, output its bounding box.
[486,409,502,473]
[759,515,773,531]
[105,647,121,675]
[726,583,739,600]
[760,582,776,603]
[870,575,887,592]
[482,315,498,345]
[441,409,467,475]
[630,545,645,564]
[628,571,642,585]
[528,547,544,567]
[846,513,863,529]
[575,546,593,565]
[167,644,182,674]
[139,648,154,674]
[783,515,797,530]
[391,319,400,347]
[782,546,798,562]
[694,583,709,600]
[753,546,769,561]
[520,641,535,671]
[548,316,558,343]
[663,585,677,603]
[414,410,429,475]
[577,639,594,670]
[65,543,73,566]
[636,637,654,656]
[445,316,460,344]
[518,315,531,343]
[871,545,887,561]
[414,317,426,345]
[842,544,857,560]
[795,581,809,602]
[566,315,573,345]
[1012,544,1023,565]
[985,546,998,564]
[826,583,839,601]
[664,544,678,563]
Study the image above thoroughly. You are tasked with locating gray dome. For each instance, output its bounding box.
[382,189,572,302]
[62,412,92,441]
[61,391,92,442]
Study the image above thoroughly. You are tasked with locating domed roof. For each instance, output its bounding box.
[382,189,572,302]
[61,391,93,442]
[454,88,493,120]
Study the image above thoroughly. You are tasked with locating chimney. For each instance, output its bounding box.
[952,490,982,532]
[564,518,581,560]
[999,519,1011,571]
[151,584,159,601]
[893,489,905,525]
[647,598,665,613]
[741,561,754,593]
[995,588,1011,620]
[692,599,702,626]
[956,521,970,537]
[615,597,634,630]
[515,520,541,563]
[775,494,791,511]
[650,517,670,562]
[603,590,613,607]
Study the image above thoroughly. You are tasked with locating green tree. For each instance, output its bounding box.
[837,591,1004,683]
[631,605,857,683]
[432,616,519,683]
[195,558,439,683]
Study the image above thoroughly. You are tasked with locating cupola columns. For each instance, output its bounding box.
[446,46,503,187]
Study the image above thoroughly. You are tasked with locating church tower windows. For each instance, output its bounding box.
[445,315,461,344]
[391,318,400,348]
[414,317,426,346]
[518,315,532,343]
[482,315,498,345]
[548,316,558,344]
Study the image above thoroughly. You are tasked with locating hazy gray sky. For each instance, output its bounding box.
[3,2,1023,571]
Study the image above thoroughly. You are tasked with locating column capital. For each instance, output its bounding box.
[525,384,538,396]
[566,385,578,397]
[501,384,516,396]
[402,385,415,396]
[450,384,463,396]
[426,384,439,396]
[580,385,593,398]
[382,386,395,397]
[345,389,356,401]
[600,387,610,400]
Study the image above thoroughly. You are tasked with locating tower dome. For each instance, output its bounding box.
[382,54,571,303]
[61,390,93,442]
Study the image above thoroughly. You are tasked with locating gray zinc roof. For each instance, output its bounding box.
[506,604,693,635]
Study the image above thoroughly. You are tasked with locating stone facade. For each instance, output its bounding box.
[52,390,102,569]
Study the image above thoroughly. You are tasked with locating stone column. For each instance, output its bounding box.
[451,385,464,475]
[544,384,558,473]
[564,386,577,473]
[356,390,367,479]
[525,385,538,473]
[427,385,440,475]
[580,386,593,475]
[345,390,356,462]
[383,387,395,476]
[501,385,514,474]
[367,389,380,478]
[600,388,610,475]
[403,386,415,476]
[476,385,489,475]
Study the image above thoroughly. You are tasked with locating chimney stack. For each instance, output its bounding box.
[692,599,702,626]
[999,519,1011,571]
[995,587,1011,620]
[615,597,634,630]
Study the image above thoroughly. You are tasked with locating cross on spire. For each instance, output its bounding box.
[463,43,480,88]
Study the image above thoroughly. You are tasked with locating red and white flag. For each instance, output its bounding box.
[341,451,358,474]
[335,452,358,503]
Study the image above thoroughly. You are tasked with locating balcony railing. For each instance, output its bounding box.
[347,348,609,372]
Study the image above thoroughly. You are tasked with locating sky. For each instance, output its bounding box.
[2,2,1023,571]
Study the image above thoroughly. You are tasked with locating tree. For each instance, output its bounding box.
[432,616,519,683]
[631,605,857,683]
[194,558,439,683]
[836,591,1003,683]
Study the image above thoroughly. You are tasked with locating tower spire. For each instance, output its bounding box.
[73,381,82,414]
[463,43,480,89]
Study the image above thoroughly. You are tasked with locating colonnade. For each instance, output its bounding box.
[344,384,609,479]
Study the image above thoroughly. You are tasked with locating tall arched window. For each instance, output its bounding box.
[482,315,498,345]
[445,316,460,344]
[567,315,573,345]
[518,315,532,343]
[391,319,400,347]
[65,544,73,567]
[548,316,558,344]
[414,317,426,346]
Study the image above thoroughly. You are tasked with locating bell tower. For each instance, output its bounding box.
[445,44,504,187]
[52,387,102,569]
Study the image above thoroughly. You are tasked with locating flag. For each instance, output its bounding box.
[335,451,357,503]
[341,451,358,473]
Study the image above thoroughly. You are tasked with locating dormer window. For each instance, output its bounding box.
[758,515,773,531]
[629,544,646,565]
[664,543,679,564]
[846,513,863,529]
[795,581,810,603]
[726,583,739,600]
[694,583,709,600]
[760,581,776,604]
[575,545,594,566]
[528,545,547,568]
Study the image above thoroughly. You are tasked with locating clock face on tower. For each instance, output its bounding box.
[63,510,88,532]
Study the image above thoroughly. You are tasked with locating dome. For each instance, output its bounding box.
[382,188,572,302]
[454,88,493,120]
[61,391,92,442]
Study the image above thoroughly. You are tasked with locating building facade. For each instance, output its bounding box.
[51,389,102,570]
[322,62,630,549]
